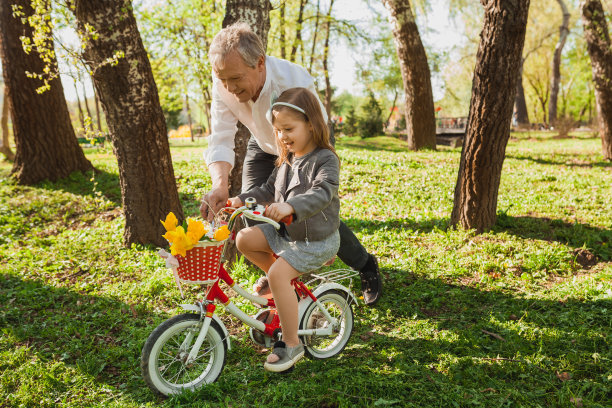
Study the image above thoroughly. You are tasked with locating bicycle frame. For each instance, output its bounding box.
[182,205,345,364]
[183,266,341,364]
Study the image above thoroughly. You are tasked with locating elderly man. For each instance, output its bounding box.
[200,22,382,305]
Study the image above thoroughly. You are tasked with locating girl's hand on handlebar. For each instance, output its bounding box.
[264,203,294,223]
[227,197,243,208]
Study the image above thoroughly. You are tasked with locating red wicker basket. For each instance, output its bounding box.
[175,240,225,284]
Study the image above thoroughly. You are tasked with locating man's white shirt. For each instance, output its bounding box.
[205,56,328,168]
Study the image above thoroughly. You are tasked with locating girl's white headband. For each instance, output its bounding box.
[266,102,306,123]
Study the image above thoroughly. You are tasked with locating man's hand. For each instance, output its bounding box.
[264,203,294,222]
[201,161,232,222]
[227,197,243,208]
[200,187,229,222]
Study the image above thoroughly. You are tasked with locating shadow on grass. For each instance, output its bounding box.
[37,168,122,206]
[342,216,450,235]
[342,267,612,406]
[505,153,612,168]
[494,214,612,261]
[344,214,611,261]
[0,273,160,404]
[336,136,449,154]
[2,266,611,406]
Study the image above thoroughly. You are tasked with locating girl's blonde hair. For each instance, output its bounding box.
[270,87,337,166]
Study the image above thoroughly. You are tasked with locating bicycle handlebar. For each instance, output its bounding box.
[224,198,295,234]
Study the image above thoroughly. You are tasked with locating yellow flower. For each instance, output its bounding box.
[213,225,230,241]
[162,230,177,243]
[186,218,207,243]
[160,212,178,232]
[169,226,194,257]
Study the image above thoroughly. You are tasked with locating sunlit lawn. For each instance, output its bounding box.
[0,131,610,407]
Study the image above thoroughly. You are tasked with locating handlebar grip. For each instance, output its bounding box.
[280,215,293,226]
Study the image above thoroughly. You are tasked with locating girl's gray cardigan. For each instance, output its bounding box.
[238,147,340,242]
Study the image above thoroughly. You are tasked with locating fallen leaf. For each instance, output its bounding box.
[570,397,583,407]
[359,331,374,341]
[481,388,497,393]
[509,314,518,321]
[556,371,572,382]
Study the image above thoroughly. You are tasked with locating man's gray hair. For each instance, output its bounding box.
[209,22,265,69]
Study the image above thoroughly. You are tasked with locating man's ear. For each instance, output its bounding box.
[257,55,265,70]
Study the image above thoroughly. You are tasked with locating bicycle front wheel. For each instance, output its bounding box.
[299,289,354,359]
[141,313,227,396]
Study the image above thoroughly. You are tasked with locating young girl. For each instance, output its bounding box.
[227,87,340,372]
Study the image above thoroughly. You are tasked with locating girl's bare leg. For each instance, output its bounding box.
[266,257,301,363]
[236,227,275,273]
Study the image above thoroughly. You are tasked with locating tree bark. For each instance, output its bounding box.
[72,0,182,247]
[279,1,286,60]
[385,89,399,126]
[451,0,530,232]
[93,84,103,134]
[514,61,530,125]
[322,0,335,117]
[81,79,93,131]
[548,0,570,125]
[73,78,86,133]
[308,0,320,74]
[382,0,436,150]
[289,0,306,63]
[0,0,92,184]
[1,83,15,161]
[184,89,194,142]
[222,0,271,197]
[580,0,612,160]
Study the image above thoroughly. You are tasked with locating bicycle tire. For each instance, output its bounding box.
[299,289,354,359]
[141,313,227,396]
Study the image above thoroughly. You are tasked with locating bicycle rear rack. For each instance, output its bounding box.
[303,268,359,288]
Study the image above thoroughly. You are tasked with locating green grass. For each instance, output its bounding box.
[1,133,610,407]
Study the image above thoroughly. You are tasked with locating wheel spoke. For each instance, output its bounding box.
[142,315,227,395]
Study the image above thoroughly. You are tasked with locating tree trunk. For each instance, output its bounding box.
[93,85,103,134]
[73,78,86,132]
[222,0,271,198]
[184,91,194,142]
[581,0,612,160]
[514,61,530,125]
[548,0,570,125]
[289,0,306,63]
[81,79,93,131]
[382,0,436,150]
[1,84,15,161]
[0,0,92,184]
[72,0,182,247]
[202,86,212,136]
[279,1,286,60]
[322,0,335,117]
[308,0,320,74]
[385,89,399,125]
[451,0,530,232]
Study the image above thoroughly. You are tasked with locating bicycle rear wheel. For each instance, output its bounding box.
[299,289,354,359]
[141,313,226,396]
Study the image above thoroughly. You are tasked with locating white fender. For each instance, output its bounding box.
[180,304,231,351]
[297,282,358,322]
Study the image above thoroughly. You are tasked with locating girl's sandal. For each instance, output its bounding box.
[263,341,304,373]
